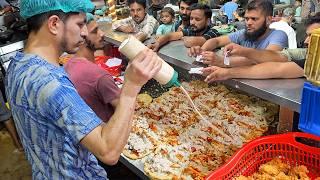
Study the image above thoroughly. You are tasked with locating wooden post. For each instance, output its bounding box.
[277,106,294,133]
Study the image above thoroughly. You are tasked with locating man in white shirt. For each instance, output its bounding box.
[112,0,159,41]
[269,8,297,49]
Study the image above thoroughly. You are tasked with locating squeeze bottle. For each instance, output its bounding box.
[119,36,180,87]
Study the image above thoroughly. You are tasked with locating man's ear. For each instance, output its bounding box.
[266,16,272,25]
[47,15,63,35]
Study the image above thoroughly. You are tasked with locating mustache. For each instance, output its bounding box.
[181,14,189,20]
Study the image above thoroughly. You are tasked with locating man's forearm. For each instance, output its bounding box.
[202,36,230,51]
[184,37,206,48]
[100,82,140,162]
[202,38,218,51]
[227,62,304,79]
[242,48,289,63]
[156,35,171,48]
[116,26,125,32]
[228,56,255,67]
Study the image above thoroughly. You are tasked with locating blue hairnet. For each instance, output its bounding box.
[86,13,95,23]
[20,0,95,19]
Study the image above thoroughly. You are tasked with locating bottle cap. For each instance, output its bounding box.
[164,70,180,87]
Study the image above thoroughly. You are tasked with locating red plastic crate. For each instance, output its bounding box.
[95,56,123,76]
[207,133,320,180]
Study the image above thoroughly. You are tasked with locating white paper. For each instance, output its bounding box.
[195,55,203,62]
[105,57,122,67]
[188,67,204,74]
[224,51,230,66]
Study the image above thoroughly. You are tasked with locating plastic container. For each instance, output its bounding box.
[207,132,320,180]
[304,28,320,86]
[118,36,180,87]
[299,82,320,136]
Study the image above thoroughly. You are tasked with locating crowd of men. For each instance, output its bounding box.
[110,0,318,80]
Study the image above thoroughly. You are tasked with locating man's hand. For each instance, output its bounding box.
[147,42,161,52]
[201,66,230,83]
[188,46,202,57]
[201,51,224,67]
[120,25,135,33]
[224,43,248,57]
[125,49,162,91]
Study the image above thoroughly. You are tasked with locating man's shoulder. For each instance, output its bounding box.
[6,53,74,107]
[66,57,111,79]
[146,14,157,22]
[229,29,245,37]
[203,26,220,38]
[66,57,92,66]
[269,29,288,37]
[8,52,67,80]
[207,26,220,33]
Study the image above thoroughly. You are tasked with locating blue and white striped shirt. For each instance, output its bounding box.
[5,52,107,179]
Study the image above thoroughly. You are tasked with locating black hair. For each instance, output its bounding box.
[236,8,245,17]
[306,13,320,27]
[188,4,212,19]
[246,0,273,17]
[26,10,79,33]
[128,0,146,9]
[179,0,198,6]
[161,7,175,18]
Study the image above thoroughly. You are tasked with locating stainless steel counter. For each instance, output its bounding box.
[99,22,304,112]
[119,156,149,180]
[99,22,128,46]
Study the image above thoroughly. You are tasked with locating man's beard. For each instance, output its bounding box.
[134,16,142,23]
[85,37,104,51]
[181,14,190,21]
[245,21,268,42]
[133,13,146,24]
[61,34,78,54]
[190,25,206,33]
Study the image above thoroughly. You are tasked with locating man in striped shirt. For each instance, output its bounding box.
[6,0,161,179]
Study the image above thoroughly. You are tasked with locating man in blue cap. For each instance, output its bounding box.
[5,0,161,179]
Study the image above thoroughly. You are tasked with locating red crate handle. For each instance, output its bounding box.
[286,132,320,151]
[207,133,320,179]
